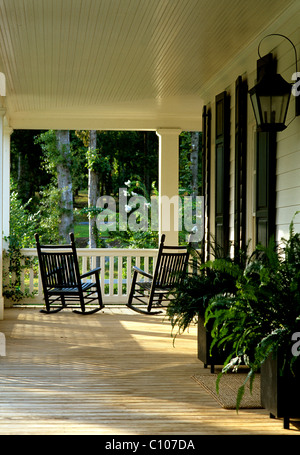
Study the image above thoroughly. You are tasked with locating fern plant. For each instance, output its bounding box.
[166,241,250,341]
[205,215,300,410]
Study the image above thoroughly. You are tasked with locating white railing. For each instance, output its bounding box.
[4,247,159,307]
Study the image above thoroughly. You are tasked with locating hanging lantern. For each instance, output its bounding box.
[249,56,291,132]
[249,34,300,132]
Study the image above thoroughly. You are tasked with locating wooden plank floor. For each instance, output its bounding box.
[0,307,299,435]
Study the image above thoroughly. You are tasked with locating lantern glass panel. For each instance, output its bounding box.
[259,93,290,125]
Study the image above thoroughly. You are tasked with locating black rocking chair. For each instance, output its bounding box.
[35,232,104,315]
[126,234,190,315]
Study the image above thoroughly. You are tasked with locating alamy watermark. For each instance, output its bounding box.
[292,72,300,97]
[291,332,300,357]
[95,188,204,242]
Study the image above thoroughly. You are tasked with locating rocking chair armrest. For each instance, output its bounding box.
[80,267,101,279]
[132,266,153,280]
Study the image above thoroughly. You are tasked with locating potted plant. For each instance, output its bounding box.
[205,216,300,428]
[166,242,249,372]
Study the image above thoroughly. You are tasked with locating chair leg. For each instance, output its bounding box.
[127,272,164,315]
[96,275,104,309]
[73,280,104,315]
[147,289,155,313]
[40,294,64,314]
[127,270,137,307]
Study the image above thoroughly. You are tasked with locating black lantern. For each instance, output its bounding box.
[249,55,291,132]
[249,34,300,132]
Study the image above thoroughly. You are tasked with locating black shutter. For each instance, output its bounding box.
[215,91,230,256]
[256,132,276,246]
[202,105,211,262]
[234,76,247,254]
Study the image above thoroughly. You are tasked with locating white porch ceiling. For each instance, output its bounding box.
[0,0,296,131]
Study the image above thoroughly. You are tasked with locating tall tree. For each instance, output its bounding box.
[88,130,99,248]
[75,129,103,248]
[55,130,73,242]
[190,132,200,198]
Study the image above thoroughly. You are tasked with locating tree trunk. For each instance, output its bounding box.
[190,132,200,250]
[190,132,199,198]
[88,130,100,248]
[56,130,73,243]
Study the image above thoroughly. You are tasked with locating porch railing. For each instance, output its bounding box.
[4,247,159,307]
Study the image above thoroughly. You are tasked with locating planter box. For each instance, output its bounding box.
[197,315,227,373]
[261,353,300,429]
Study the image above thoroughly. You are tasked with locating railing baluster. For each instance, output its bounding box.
[109,256,114,297]
[82,256,87,275]
[20,257,25,293]
[100,255,105,294]
[117,256,122,296]
[29,266,34,293]
[127,256,132,296]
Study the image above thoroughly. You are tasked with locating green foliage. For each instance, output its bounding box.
[37,184,63,243]
[35,130,63,174]
[86,147,111,174]
[205,214,300,410]
[9,186,41,248]
[35,130,87,194]
[166,240,249,340]
[3,243,37,302]
[3,183,40,301]
[179,131,202,195]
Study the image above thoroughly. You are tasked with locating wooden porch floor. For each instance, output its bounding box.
[0,307,299,435]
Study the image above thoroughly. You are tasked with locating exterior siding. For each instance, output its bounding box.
[203,6,300,250]
[275,24,300,240]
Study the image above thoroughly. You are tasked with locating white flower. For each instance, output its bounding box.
[122,189,129,196]
[125,204,132,213]
[191,226,198,233]
[124,180,131,186]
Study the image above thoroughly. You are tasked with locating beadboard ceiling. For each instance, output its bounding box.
[0,0,296,130]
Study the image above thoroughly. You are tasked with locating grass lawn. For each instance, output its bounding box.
[74,190,89,239]
[74,223,89,238]
[74,189,88,209]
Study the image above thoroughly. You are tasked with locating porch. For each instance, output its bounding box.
[0,307,298,435]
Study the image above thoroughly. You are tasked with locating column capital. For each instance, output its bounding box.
[4,126,13,136]
[156,128,182,137]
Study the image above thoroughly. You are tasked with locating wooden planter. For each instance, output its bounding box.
[261,353,300,429]
[197,315,226,373]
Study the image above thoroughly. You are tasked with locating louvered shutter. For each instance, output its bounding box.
[215,91,230,256]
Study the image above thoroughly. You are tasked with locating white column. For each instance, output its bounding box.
[156,128,181,245]
[0,110,6,320]
[3,126,12,243]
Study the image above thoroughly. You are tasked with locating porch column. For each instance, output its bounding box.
[0,110,7,320]
[3,126,12,242]
[156,128,181,245]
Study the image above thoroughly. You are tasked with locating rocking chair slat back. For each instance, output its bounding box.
[41,251,78,288]
[155,251,189,288]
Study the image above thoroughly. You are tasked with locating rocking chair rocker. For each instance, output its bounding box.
[35,232,104,315]
[126,234,190,315]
